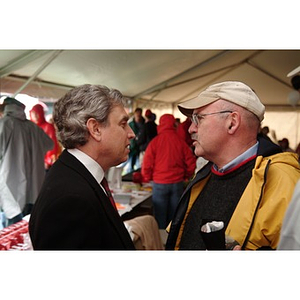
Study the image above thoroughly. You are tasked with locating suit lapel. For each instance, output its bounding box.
[59,150,134,248]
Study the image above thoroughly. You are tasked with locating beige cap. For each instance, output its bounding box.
[178,81,265,121]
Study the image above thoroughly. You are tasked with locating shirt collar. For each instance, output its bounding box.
[213,141,259,173]
[67,148,104,183]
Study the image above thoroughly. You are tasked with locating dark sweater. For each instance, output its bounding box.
[179,158,256,250]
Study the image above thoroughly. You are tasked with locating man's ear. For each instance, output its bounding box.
[227,111,240,134]
[86,118,102,141]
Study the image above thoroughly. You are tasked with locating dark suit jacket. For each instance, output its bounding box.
[29,150,135,250]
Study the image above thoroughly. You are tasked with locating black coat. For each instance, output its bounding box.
[137,121,157,152]
[29,150,135,250]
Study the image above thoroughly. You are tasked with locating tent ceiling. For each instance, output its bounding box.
[0,49,299,108]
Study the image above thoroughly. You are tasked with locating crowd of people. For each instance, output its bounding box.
[1,80,300,250]
[123,107,197,229]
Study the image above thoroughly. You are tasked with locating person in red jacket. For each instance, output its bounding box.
[177,116,194,148]
[142,114,196,229]
[30,104,61,170]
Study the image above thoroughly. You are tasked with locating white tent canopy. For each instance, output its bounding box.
[1,49,300,148]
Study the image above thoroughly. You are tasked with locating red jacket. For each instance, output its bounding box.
[30,104,61,168]
[142,114,196,184]
[177,117,193,147]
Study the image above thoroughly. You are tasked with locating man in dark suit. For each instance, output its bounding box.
[29,84,136,250]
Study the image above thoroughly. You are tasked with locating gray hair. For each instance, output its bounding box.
[53,84,127,149]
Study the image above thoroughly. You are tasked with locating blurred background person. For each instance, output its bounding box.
[0,97,53,226]
[258,126,272,142]
[177,116,194,149]
[278,138,295,153]
[0,104,4,118]
[142,114,196,229]
[295,143,300,162]
[126,107,145,173]
[30,103,61,170]
[137,109,157,166]
[174,118,181,128]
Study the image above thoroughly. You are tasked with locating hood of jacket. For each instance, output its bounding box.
[157,114,176,134]
[257,135,282,156]
[255,135,299,171]
[30,104,46,125]
[4,104,26,121]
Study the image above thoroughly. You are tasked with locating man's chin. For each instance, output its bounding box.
[194,148,204,157]
[119,155,129,165]
[196,153,208,162]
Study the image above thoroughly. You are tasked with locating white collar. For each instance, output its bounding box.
[67,148,105,183]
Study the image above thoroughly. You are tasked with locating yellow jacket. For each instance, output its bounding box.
[226,152,300,249]
[166,139,300,250]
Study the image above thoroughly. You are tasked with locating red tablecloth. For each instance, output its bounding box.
[0,219,32,250]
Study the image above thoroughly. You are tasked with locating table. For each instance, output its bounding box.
[0,183,153,250]
[111,182,153,220]
[116,190,152,217]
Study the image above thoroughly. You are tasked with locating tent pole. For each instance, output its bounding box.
[0,50,52,78]
[136,50,264,101]
[173,65,240,104]
[132,50,230,100]
[246,61,291,89]
[12,50,63,97]
[172,51,264,104]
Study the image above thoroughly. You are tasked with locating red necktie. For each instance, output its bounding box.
[101,177,117,210]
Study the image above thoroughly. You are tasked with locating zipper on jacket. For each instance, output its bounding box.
[241,159,271,250]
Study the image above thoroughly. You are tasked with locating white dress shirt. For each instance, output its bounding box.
[67,148,108,195]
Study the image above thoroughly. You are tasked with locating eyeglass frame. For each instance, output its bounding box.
[191,110,233,126]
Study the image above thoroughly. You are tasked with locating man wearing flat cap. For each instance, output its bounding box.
[166,81,300,250]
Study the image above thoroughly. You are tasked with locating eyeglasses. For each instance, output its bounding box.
[191,110,233,126]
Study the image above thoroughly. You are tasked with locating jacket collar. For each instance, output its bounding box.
[194,136,282,180]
